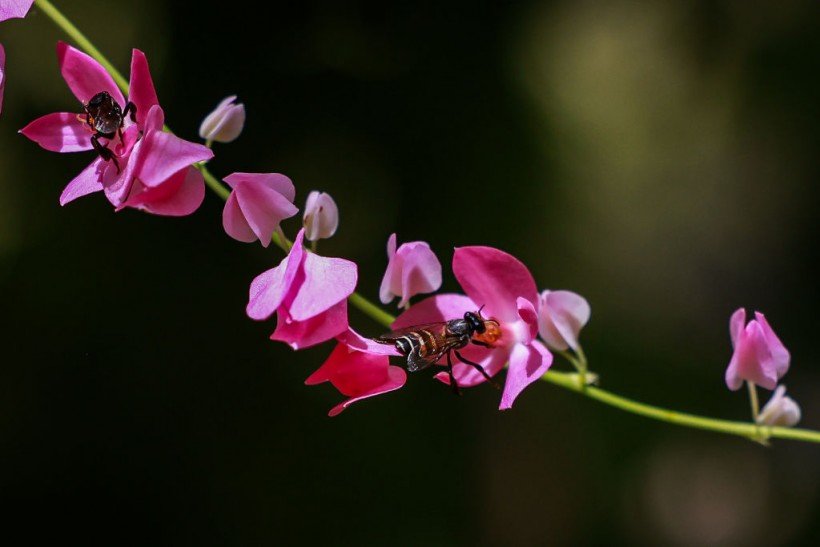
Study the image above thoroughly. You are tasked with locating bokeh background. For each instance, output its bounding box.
[1,0,819,545]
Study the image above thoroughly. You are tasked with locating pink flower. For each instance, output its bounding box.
[0,43,5,115]
[392,246,553,409]
[222,172,298,246]
[303,191,339,242]
[725,308,790,391]
[0,0,33,21]
[306,329,406,416]
[537,290,591,352]
[199,95,245,143]
[379,233,442,308]
[757,385,801,427]
[246,229,357,349]
[20,42,213,216]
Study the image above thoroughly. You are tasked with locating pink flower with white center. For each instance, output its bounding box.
[392,246,553,409]
[306,329,406,416]
[0,43,5,115]
[222,172,298,247]
[537,290,591,352]
[725,308,790,391]
[757,385,801,427]
[199,95,245,143]
[379,233,442,308]
[303,191,339,242]
[20,42,213,216]
[246,229,357,349]
[0,0,33,21]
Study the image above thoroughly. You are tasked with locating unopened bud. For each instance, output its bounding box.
[303,191,339,241]
[757,385,801,427]
[199,95,245,143]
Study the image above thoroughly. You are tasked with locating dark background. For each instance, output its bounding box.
[1,1,819,545]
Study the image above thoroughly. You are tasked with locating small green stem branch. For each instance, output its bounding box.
[542,370,820,444]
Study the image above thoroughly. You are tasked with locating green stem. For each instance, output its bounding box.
[541,370,820,444]
[747,381,760,422]
[348,293,395,329]
[34,0,130,94]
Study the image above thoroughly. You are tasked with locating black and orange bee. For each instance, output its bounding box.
[374,308,501,394]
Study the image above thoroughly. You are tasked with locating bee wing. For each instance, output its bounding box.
[406,346,446,372]
[374,322,449,343]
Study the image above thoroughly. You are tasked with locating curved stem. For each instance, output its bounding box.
[541,370,820,444]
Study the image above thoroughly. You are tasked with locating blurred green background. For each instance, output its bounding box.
[1,0,819,545]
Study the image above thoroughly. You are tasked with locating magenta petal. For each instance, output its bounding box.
[446,343,509,387]
[223,191,258,243]
[500,341,552,410]
[60,159,105,205]
[0,0,34,21]
[272,300,349,349]
[337,328,401,356]
[127,49,159,126]
[136,125,213,186]
[122,167,205,216]
[725,322,778,390]
[453,246,539,322]
[0,44,5,114]
[305,343,406,417]
[289,253,357,321]
[57,42,124,106]
[391,293,477,329]
[19,113,94,152]
[516,296,538,344]
[398,244,442,307]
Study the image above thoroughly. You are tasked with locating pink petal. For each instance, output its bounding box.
[232,179,299,246]
[121,167,205,216]
[223,191,258,243]
[0,0,34,21]
[19,112,94,152]
[391,293,478,329]
[0,44,5,114]
[57,42,124,106]
[729,308,746,349]
[754,312,790,379]
[725,322,779,390]
[337,328,401,356]
[453,246,539,323]
[288,252,357,321]
[59,159,105,205]
[538,290,591,351]
[272,299,349,350]
[305,342,406,417]
[397,243,442,308]
[246,231,307,320]
[127,49,159,126]
[500,341,552,410]
[224,172,296,202]
[378,233,400,304]
[135,109,213,186]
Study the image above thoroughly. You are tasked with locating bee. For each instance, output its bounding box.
[82,91,137,174]
[374,308,501,394]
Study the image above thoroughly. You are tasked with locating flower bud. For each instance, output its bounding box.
[199,95,245,143]
[537,290,590,351]
[757,385,801,427]
[379,233,442,308]
[303,191,339,241]
[725,309,790,391]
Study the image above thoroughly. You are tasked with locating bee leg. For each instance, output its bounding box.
[454,350,500,389]
[91,134,121,174]
[446,351,462,396]
[124,101,138,123]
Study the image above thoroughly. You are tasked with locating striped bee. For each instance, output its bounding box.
[374,309,501,393]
